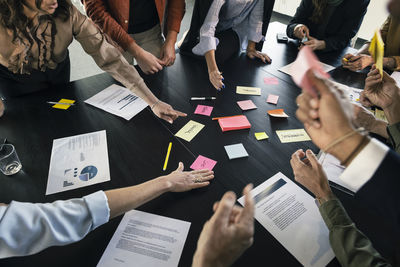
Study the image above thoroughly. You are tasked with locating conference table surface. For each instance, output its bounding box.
[0,22,395,266]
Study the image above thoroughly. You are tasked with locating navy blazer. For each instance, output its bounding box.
[286,0,370,52]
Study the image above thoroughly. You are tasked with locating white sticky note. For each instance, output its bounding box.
[224,143,249,160]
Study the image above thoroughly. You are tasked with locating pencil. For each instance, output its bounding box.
[163,142,172,171]
[342,58,349,62]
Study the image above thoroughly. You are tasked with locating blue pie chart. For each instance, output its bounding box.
[79,166,98,181]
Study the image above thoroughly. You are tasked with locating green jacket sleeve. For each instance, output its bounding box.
[319,199,391,267]
[387,122,400,154]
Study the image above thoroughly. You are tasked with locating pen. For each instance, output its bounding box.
[47,101,75,106]
[191,97,216,101]
[163,142,172,171]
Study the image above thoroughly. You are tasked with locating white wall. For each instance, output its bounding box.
[273,0,389,40]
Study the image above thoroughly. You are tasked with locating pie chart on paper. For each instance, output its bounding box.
[79,165,98,181]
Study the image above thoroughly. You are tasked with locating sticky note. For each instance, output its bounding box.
[236,86,261,96]
[52,99,75,110]
[291,46,330,97]
[266,94,279,104]
[255,132,269,140]
[369,29,384,76]
[264,77,279,85]
[218,115,251,132]
[267,109,289,118]
[276,129,311,143]
[194,105,213,116]
[224,143,249,160]
[175,120,205,142]
[190,155,217,171]
[374,109,387,122]
[237,100,257,111]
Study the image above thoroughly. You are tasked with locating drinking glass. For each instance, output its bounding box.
[0,144,22,175]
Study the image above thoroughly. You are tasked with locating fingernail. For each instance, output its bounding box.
[222,84,225,89]
[221,78,224,81]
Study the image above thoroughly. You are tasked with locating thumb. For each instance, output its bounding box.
[176,162,184,172]
[382,70,395,83]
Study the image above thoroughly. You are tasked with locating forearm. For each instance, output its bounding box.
[165,30,178,44]
[205,50,218,72]
[329,132,368,167]
[247,41,256,52]
[370,119,389,139]
[105,176,172,219]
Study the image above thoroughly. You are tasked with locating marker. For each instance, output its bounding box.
[163,142,172,171]
[191,97,216,101]
[47,101,75,106]
[212,115,242,121]
[343,57,349,62]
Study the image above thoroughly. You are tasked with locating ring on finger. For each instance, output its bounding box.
[193,178,202,183]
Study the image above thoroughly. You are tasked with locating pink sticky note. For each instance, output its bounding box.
[237,100,257,111]
[194,105,213,116]
[264,77,279,85]
[266,94,279,104]
[190,155,217,171]
[291,46,330,97]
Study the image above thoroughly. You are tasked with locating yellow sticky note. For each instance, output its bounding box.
[374,109,388,122]
[369,29,384,76]
[175,120,205,142]
[236,86,261,96]
[276,129,311,143]
[52,99,75,110]
[255,132,269,140]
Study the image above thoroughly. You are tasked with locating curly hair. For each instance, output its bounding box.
[0,0,71,44]
[310,0,328,24]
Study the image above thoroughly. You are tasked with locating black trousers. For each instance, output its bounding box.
[0,53,70,99]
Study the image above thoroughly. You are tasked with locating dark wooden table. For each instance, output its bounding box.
[0,22,396,266]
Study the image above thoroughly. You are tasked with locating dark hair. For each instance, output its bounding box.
[0,0,71,44]
[310,0,328,24]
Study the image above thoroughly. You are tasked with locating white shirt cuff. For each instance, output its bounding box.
[83,191,110,229]
[339,138,389,192]
[192,36,219,56]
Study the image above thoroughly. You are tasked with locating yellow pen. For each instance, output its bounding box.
[163,142,172,171]
[342,57,349,62]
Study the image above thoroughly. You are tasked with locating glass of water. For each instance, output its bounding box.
[0,144,22,175]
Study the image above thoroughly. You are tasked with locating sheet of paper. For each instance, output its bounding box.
[46,130,110,195]
[255,132,269,140]
[276,129,311,143]
[52,98,75,110]
[175,120,205,142]
[97,210,190,267]
[236,86,261,96]
[267,109,289,118]
[369,29,384,76]
[264,77,279,85]
[278,62,335,77]
[224,143,249,160]
[391,71,400,86]
[190,155,217,171]
[194,105,213,116]
[238,172,334,267]
[85,84,148,120]
[237,100,257,110]
[318,152,354,194]
[330,80,362,104]
[266,94,279,104]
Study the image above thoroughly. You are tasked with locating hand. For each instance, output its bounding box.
[293,24,310,39]
[342,54,373,71]
[160,40,176,67]
[163,162,214,192]
[193,184,254,267]
[302,37,326,51]
[0,99,4,117]
[135,48,164,74]
[290,149,333,201]
[208,69,224,90]
[352,104,389,138]
[151,100,187,123]
[296,70,355,150]
[246,49,271,64]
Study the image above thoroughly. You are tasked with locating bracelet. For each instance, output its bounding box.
[323,127,366,153]
[340,135,369,166]
[151,100,161,110]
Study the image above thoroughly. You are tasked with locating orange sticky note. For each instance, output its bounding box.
[267,109,289,118]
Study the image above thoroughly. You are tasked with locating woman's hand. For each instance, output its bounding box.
[290,149,333,201]
[293,24,310,40]
[246,49,271,63]
[208,69,224,90]
[151,100,187,124]
[164,162,214,192]
[301,37,326,51]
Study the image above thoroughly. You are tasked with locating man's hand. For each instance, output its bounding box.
[342,54,373,71]
[193,184,254,267]
[301,37,326,51]
[208,69,224,90]
[293,24,310,39]
[134,48,164,74]
[160,31,178,67]
[151,100,187,123]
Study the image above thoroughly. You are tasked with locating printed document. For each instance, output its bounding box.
[238,172,334,267]
[46,130,110,195]
[278,62,335,77]
[85,84,148,120]
[97,210,190,267]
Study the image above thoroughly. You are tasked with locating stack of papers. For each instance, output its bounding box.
[218,115,251,132]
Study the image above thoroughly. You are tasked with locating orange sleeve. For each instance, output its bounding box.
[166,0,185,33]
